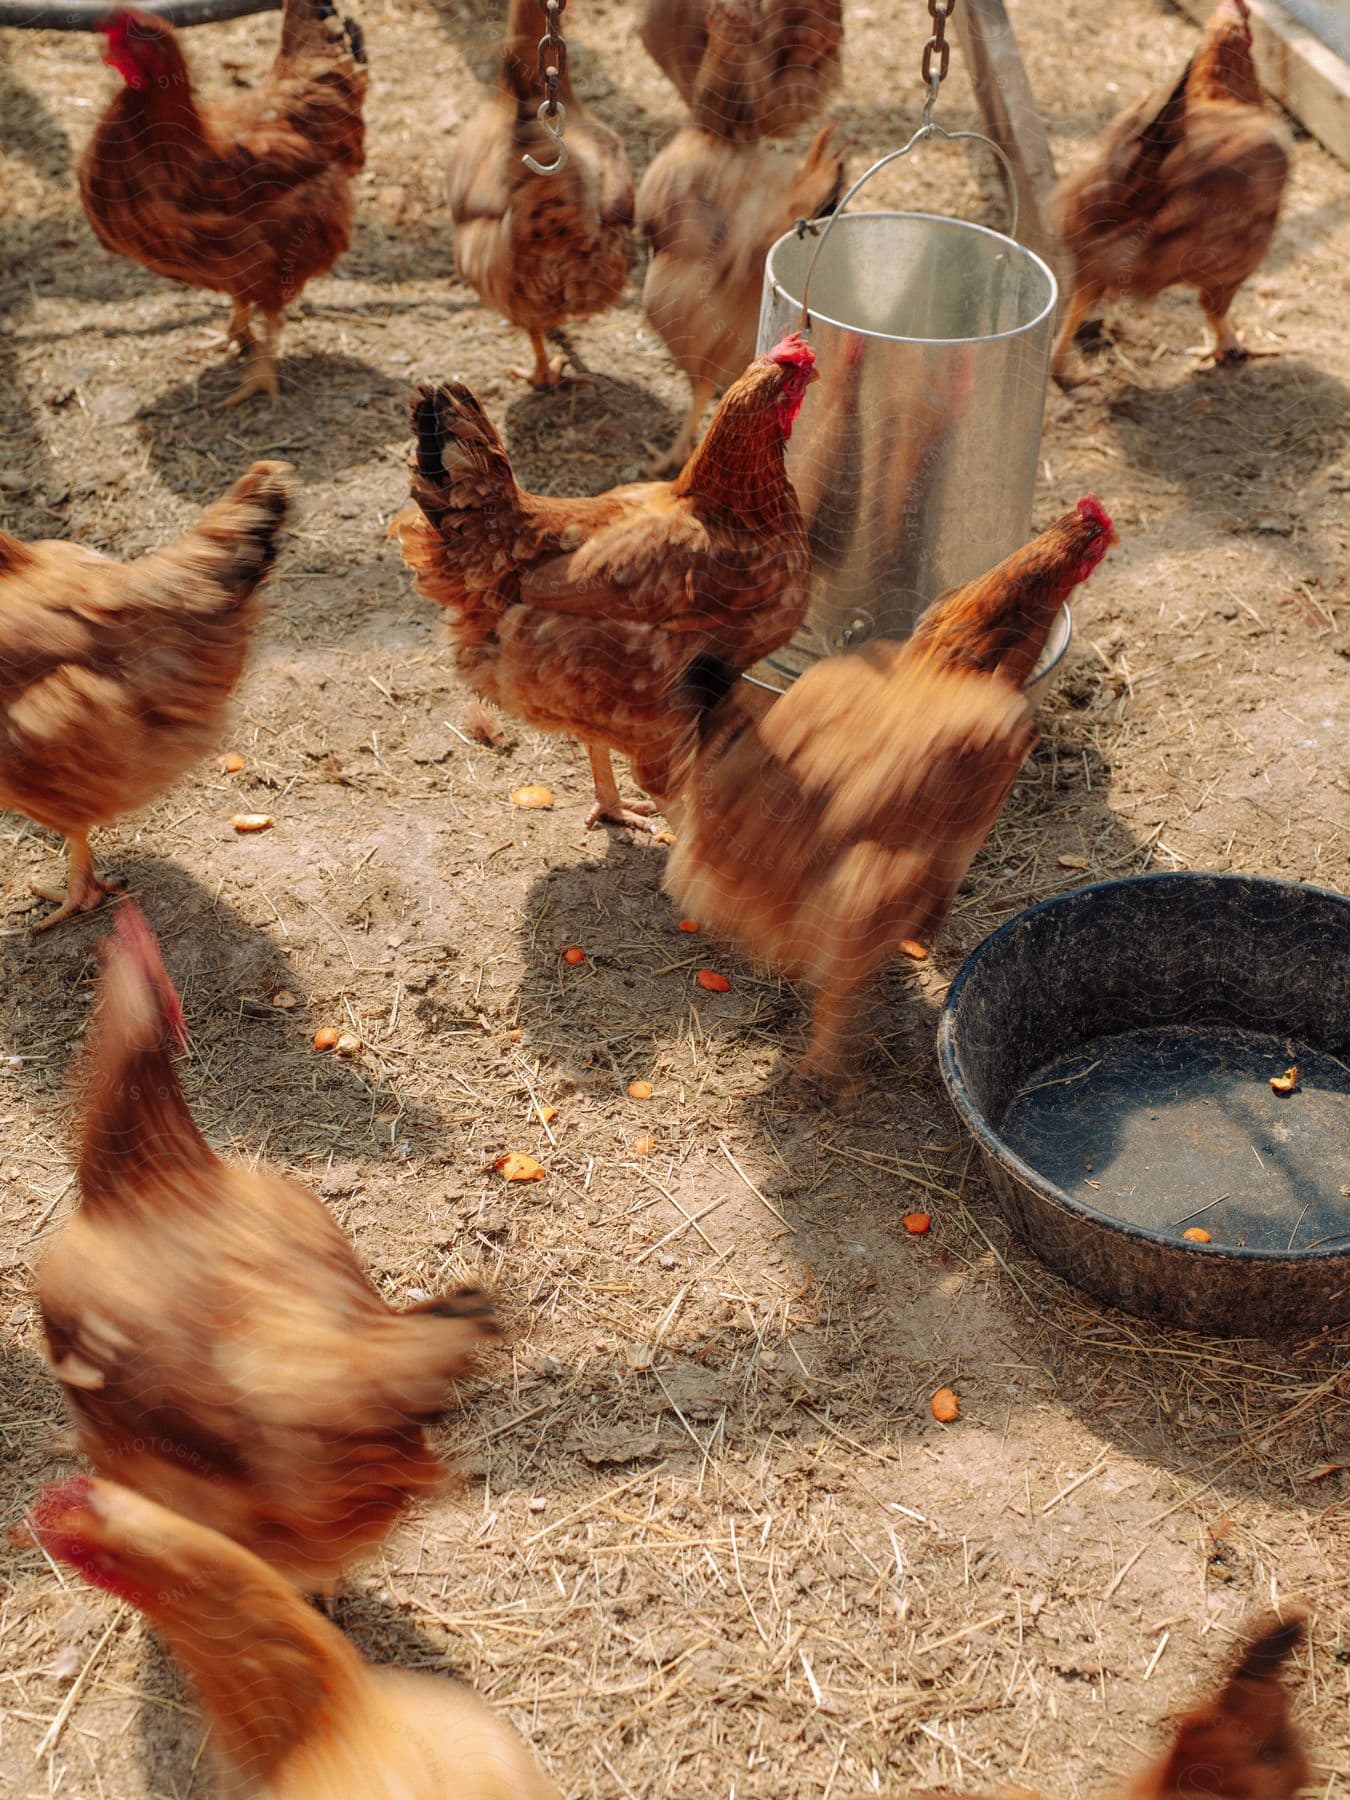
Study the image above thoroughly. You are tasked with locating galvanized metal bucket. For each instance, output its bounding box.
[753,133,1059,695]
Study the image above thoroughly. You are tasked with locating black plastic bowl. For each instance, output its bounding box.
[937,873,1350,1337]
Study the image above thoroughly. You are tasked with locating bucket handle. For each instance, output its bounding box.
[797,123,1019,331]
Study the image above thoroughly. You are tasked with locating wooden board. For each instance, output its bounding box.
[950,0,1065,281]
[1172,0,1350,167]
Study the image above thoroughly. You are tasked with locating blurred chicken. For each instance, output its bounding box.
[0,463,291,929]
[1051,0,1290,382]
[38,904,499,1590]
[392,333,816,830]
[905,1612,1310,1800]
[637,0,844,473]
[664,500,1116,1084]
[641,0,842,136]
[449,0,633,388]
[25,1477,560,1798]
[80,0,367,405]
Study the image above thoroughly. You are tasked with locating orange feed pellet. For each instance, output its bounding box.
[217,752,246,774]
[313,1027,340,1052]
[678,919,700,933]
[902,1212,932,1235]
[511,785,554,810]
[899,940,928,961]
[561,946,586,965]
[627,1079,654,1100]
[697,969,732,993]
[930,1387,959,1423]
[494,1153,545,1182]
[1182,1227,1213,1243]
[633,1135,655,1156]
[231,813,273,833]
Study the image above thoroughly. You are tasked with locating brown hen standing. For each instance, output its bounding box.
[0,462,291,929]
[1051,0,1291,382]
[663,500,1116,1086]
[449,0,634,389]
[637,0,844,473]
[25,1477,561,1798]
[641,0,843,136]
[392,333,817,830]
[79,0,367,405]
[38,905,499,1591]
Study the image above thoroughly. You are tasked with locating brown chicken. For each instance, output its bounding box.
[392,332,817,830]
[637,0,844,473]
[663,499,1116,1084]
[1051,0,1291,382]
[24,1477,561,1798]
[906,1612,1310,1800]
[80,0,367,405]
[641,0,843,137]
[38,904,499,1590]
[449,0,634,388]
[0,462,291,929]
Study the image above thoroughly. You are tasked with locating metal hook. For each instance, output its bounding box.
[522,100,568,176]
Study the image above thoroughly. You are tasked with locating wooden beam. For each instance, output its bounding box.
[1170,0,1350,167]
[950,0,1066,281]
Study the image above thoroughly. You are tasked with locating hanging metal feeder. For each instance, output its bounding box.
[751,0,1061,701]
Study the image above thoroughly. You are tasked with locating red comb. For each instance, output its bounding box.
[1076,495,1114,537]
[765,331,816,372]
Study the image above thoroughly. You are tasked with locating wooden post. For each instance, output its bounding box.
[951,0,1066,281]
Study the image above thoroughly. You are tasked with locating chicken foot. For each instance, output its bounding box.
[29,831,127,932]
[511,329,568,391]
[584,742,660,832]
[1198,300,1277,366]
[222,310,282,407]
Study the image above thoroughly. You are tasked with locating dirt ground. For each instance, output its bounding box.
[1,0,1348,1795]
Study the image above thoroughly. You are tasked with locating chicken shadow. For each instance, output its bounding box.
[502,375,679,493]
[0,39,72,185]
[137,353,408,495]
[0,853,439,1177]
[1103,357,1349,579]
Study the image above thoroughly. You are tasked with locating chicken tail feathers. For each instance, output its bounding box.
[280,0,366,65]
[175,461,293,618]
[78,904,213,1206]
[1135,1613,1309,1800]
[373,1288,502,1420]
[407,381,520,539]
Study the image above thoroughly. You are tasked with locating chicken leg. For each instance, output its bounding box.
[584,742,660,832]
[223,310,282,406]
[511,329,566,391]
[217,297,254,357]
[29,830,126,932]
[1051,285,1101,387]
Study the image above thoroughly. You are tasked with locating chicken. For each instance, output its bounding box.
[641,0,843,136]
[79,0,367,405]
[24,1477,561,1798]
[38,904,500,1590]
[637,0,845,473]
[906,1612,1310,1800]
[449,0,634,389]
[392,332,816,831]
[0,462,292,930]
[1050,0,1291,382]
[663,499,1116,1085]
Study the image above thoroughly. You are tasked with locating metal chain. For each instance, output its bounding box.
[920,0,956,126]
[523,0,569,174]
